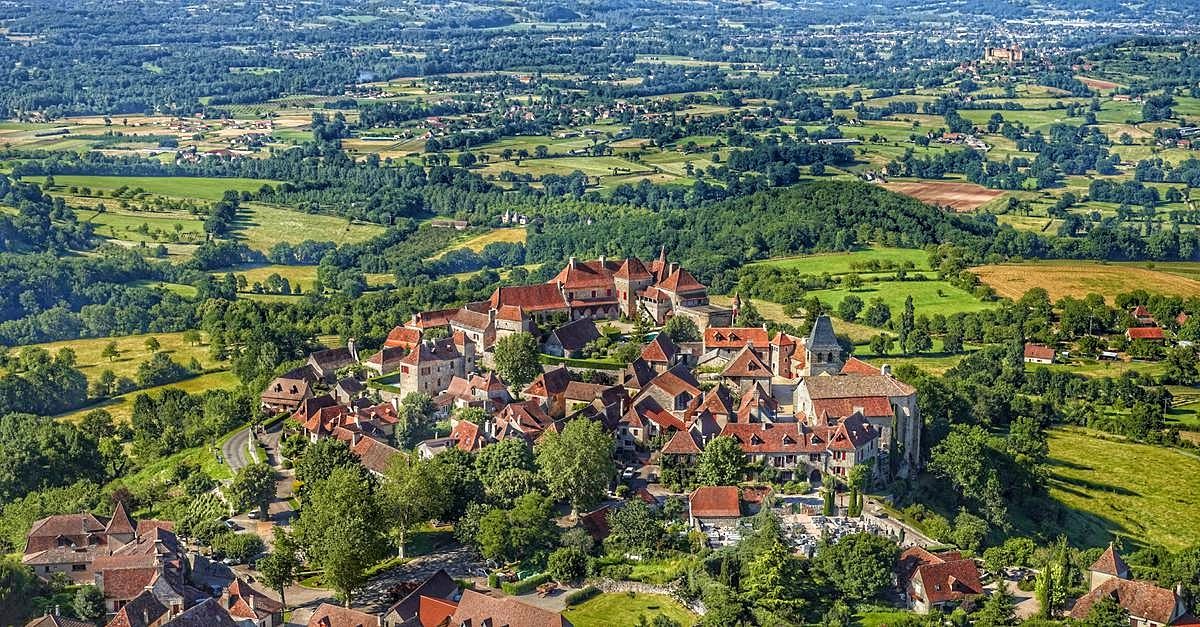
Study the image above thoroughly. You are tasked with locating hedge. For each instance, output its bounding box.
[564,585,601,606]
[501,572,552,596]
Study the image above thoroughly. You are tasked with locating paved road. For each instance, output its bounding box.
[222,427,255,474]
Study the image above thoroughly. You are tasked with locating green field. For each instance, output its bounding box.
[753,247,930,275]
[57,370,239,424]
[30,174,277,201]
[563,593,696,627]
[233,203,387,252]
[1044,427,1200,550]
[210,263,392,292]
[16,330,219,384]
[805,279,994,318]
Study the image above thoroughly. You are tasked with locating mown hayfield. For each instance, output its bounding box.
[1045,427,1200,550]
[56,370,240,424]
[30,175,277,201]
[231,203,387,252]
[973,261,1200,301]
[210,264,392,292]
[752,247,930,275]
[805,279,993,318]
[563,593,696,627]
[15,330,219,384]
[448,227,527,253]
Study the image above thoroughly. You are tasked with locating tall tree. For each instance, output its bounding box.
[380,454,443,558]
[227,463,276,518]
[696,435,746,486]
[493,332,541,392]
[258,531,301,611]
[535,418,614,515]
[292,467,384,605]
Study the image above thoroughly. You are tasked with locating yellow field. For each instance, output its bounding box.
[708,295,878,343]
[15,331,219,384]
[56,371,240,424]
[447,227,527,253]
[235,203,387,252]
[973,261,1200,301]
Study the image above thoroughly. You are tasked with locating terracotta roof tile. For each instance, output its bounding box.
[449,588,571,627]
[307,603,380,627]
[489,284,568,313]
[721,345,772,379]
[704,327,770,350]
[1069,578,1181,624]
[641,334,679,364]
[689,486,740,518]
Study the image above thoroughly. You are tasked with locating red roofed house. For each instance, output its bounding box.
[23,502,143,584]
[1127,326,1166,342]
[1071,544,1192,627]
[897,546,985,613]
[220,579,283,627]
[721,345,774,392]
[394,337,476,399]
[382,326,422,351]
[1023,343,1056,364]
[260,366,314,413]
[24,613,95,627]
[381,569,461,627]
[306,603,381,627]
[524,365,572,419]
[1132,305,1156,326]
[688,486,741,528]
[703,326,771,360]
[449,588,573,627]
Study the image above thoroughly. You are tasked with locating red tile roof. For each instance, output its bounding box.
[1069,578,1181,624]
[689,486,741,518]
[1127,326,1166,340]
[552,258,618,290]
[449,589,572,627]
[644,365,701,398]
[419,595,458,627]
[352,436,403,474]
[704,327,770,350]
[104,502,136,536]
[658,267,706,294]
[811,396,894,420]
[1023,344,1056,361]
[308,603,380,627]
[641,334,678,364]
[383,326,422,349]
[450,420,487,452]
[489,284,568,313]
[721,345,772,379]
[1090,544,1130,577]
[525,365,571,398]
[25,615,95,627]
[839,356,880,375]
[662,429,703,455]
[105,589,168,627]
[898,547,984,606]
[614,257,652,280]
[410,308,459,329]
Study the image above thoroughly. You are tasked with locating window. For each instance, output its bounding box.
[72,564,86,572]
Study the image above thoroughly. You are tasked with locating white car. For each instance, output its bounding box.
[622,467,636,480]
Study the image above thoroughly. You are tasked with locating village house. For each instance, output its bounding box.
[543,318,601,358]
[1069,545,1193,627]
[219,580,284,627]
[393,336,476,399]
[307,603,382,627]
[306,341,360,383]
[897,546,985,613]
[259,366,314,413]
[688,486,742,529]
[1023,344,1056,364]
[25,614,94,627]
[448,589,574,627]
[1127,326,1166,343]
[381,569,461,627]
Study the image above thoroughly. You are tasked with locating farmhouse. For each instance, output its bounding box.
[1023,343,1055,364]
[1127,326,1166,342]
[688,486,742,528]
[897,546,985,613]
[1070,545,1191,627]
[260,366,314,413]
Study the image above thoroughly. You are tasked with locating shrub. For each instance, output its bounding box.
[564,585,601,606]
[500,572,552,595]
[599,563,633,580]
[487,572,500,589]
[547,547,589,584]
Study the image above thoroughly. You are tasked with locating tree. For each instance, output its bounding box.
[0,556,43,626]
[476,437,535,487]
[1163,346,1198,385]
[547,546,588,584]
[813,532,899,601]
[837,295,864,322]
[476,493,557,563]
[101,341,120,362]
[293,467,384,605]
[427,448,483,521]
[869,333,894,356]
[380,454,443,558]
[898,295,915,353]
[535,419,614,515]
[1083,595,1131,627]
[745,535,805,618]
[73,584,106,621]
[974,581,1016,626]
[293,438,363,499]
[663,315,701,342]
[696,435,746,486]
[144,336,160,353]
[258,531,301,611]
[494,333,541,392]
[227,463,276,517]
[821,472,836,516]
[736,300,765,327]
[605,499,663,553]
[847,464,868,517]
[182,330,202,346]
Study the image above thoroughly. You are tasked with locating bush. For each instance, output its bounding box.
[598,563,633,581]
[564,585,601,606]
[487,572,500,589]
[547,547,589,584]
[500,572,552,596]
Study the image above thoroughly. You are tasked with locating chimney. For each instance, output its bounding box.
[600,254,607,266]
[248,593,256,612]
[348,337,359,363]
[569,256,577,268]
[880,364,892,377]
[53,605,60,616]
[143,609,150,625]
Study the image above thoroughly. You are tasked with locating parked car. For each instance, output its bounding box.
[622,467,636,480]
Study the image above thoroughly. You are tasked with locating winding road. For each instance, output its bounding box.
[222,427,255,474]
